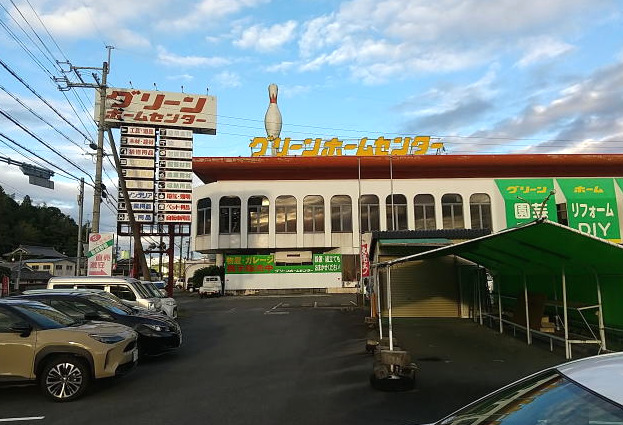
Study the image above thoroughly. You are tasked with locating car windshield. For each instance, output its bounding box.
[13,303,78,329]
[142,283,163,298]
[130,281,155,298]
[87,294,134,315]
[436,370,623,425]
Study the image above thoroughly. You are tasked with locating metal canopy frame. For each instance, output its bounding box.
[372,219,623,359]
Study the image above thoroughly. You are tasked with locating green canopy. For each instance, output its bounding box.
[383,219,623,276]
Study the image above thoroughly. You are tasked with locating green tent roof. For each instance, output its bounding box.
[381,219,623,276]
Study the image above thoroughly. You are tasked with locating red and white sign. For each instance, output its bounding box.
[87,233,114,276]
[157,192,192,201]
[121,126,156,136]
[96,89,217,134]
[360,243,370,278]
[157,213,192,223]
[157,203,192,212]
[119,147,155,158]
[121,137,156,147]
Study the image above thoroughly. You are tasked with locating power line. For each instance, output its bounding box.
[0,109,94,181]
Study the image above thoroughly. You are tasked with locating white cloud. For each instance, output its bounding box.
[163,0,269,31]
[156,46,230,67]
[516,37,574,67]
[214,71,241,88]
[234,21,298,52]
[296,0,615,82]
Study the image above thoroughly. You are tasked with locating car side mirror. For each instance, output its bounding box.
[10,321,33,337]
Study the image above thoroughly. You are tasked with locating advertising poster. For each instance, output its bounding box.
[495,179,557,227]
[557,178,620,242]
[87,233,115,276]
[225,254,342,274]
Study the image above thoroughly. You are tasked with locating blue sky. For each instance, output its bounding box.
[0,0,622,235]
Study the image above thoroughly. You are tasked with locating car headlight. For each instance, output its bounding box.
[143,323,169,332]
[89,333,125,344]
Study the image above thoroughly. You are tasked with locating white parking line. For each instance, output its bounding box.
[264,302,289,315]
[0,418,45,422]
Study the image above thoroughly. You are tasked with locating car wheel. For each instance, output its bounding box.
[40,356,91,402]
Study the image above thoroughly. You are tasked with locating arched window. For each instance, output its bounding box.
[414,194,436,230]
[197,198,211,235]
[275,196,297,233]
[360,195,380,232]
[248,196,269,234]
[442,194,464,229]
[219,196,241,234]
[470,193,492,230]
[331,195,352,232]
[386,194,408,231]
[303,195,324,232]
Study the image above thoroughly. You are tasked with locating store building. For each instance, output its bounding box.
[190,153,623,296]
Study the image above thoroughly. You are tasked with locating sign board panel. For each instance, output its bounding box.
[117,213,154,223]
[87,233,114,276]
[158,181,192,191]
[495,179,557,227]
[157,213,192,223]
[121,126,156,136]
[126,180,154,190]
[157,192,192,201]
[119,147,155,158]
[160,128,193,139]
[159,138,193,149]
[159,149,192,159]
[158,170,193,181]
[225,254,342,274]
[557,178,620,242]
[95,88,217,134]
[118,202,154,212]
[121,136,156,147]
[120,158,155,168]
[159,159,192,170]
[157,203,192,212]
[120,191,155,201]
[122,169,155,179]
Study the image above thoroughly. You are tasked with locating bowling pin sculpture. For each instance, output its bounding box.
[264,83,282,155]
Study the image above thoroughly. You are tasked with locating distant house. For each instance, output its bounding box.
[2,245,75,292]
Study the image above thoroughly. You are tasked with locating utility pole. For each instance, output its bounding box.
[55,46,113,233]
[76,178,84,276]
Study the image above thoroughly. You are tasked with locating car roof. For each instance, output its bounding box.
[0,297,49,307]
[556,352,623,405]
[23,288,105,296]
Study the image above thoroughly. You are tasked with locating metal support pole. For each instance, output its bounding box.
[15,250,22,291]
[478,266,483,325]
[168,225,175,296]
[498,276,503,334]
[376,266,383,341]
[562,267,570,359]
[387,266,394,351]
[523,274,531,345]
[76,178,84,276]
[593,270,607,351]
[91,60,108,233]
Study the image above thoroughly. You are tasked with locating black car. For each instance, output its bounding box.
[16,290,182,356]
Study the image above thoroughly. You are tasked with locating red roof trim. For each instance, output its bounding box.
[192,154,623,183]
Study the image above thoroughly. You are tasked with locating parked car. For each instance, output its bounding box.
[0,298,138,402]
[19,290,182,357]
[47,276,162,313]
[420,352,623,424]
[140,281,178,318]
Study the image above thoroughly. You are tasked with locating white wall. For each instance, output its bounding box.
[225,272,342,291]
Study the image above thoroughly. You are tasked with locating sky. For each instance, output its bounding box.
[0,0,622,242]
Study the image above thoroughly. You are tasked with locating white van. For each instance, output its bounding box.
[47,276,162,312]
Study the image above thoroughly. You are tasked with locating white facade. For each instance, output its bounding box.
[192,177,505,253]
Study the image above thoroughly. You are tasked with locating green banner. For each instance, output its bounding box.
[557,178,620,242]
[616,178,623,192]
[225,254,341,274]
[495,179,557,227]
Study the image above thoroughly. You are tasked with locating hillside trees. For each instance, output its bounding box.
[0,185,78,256]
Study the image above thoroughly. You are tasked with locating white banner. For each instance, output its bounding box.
[87,233,114,276]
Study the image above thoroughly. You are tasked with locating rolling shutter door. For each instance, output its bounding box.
[380,256,460,318]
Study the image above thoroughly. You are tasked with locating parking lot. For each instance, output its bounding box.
[1,292,571,425]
